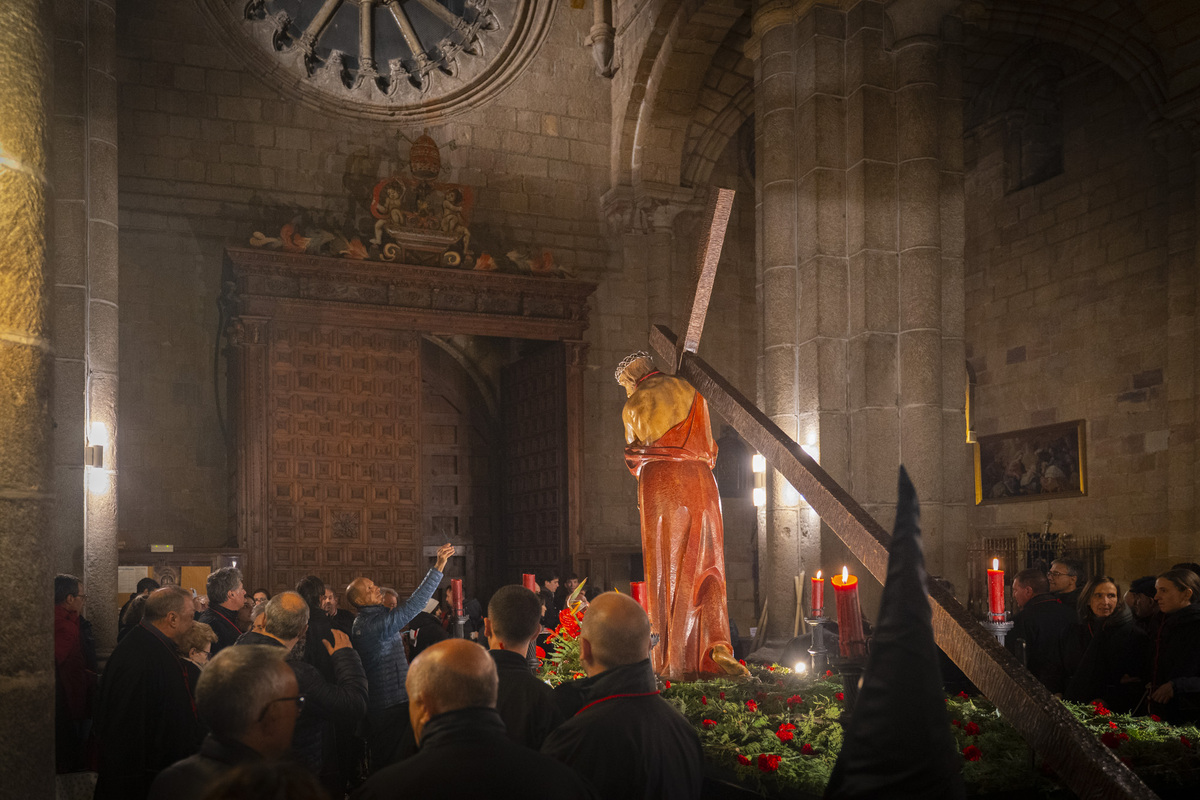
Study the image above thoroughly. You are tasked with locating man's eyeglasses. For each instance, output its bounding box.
[194,649,211,661]
[257,695,306,721]
[1047,571,1069,578]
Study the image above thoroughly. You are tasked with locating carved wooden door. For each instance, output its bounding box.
[264,323,422,594]
[501,342,568,581]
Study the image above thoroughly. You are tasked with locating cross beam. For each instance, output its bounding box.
[649,324,1156,800]
[671,187,736,373]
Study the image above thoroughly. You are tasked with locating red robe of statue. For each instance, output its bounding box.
[625,393,734,678]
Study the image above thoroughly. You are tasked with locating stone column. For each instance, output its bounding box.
[50,0,120,655]
[0,1,56,795]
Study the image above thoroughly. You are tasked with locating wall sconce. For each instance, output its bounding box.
[85,421,110,494]
[752,453,766,507]
[84,443,105,468]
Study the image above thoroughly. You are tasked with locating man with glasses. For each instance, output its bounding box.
[149,645,301,800]
[1048,559,1085,610]
[236,591,368,794]
[1007,568,1077,694]
[54,574,97,772]
[200,566,249,656]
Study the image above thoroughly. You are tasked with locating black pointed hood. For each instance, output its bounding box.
[824,467,965,800]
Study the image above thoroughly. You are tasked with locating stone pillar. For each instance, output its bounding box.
[50,0,120,653]
[0,1,57,795]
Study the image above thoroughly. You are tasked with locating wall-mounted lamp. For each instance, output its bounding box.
[84,444,105,468]
[752,453,766,507]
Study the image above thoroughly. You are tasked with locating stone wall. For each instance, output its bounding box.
[964,59,1188,581]
[114,1,615,552]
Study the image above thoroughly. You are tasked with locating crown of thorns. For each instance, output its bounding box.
[614,351,652,382]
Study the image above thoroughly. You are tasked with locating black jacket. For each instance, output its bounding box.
[542,660,703,800]
[1064,605,1149,712]
[235,632,369,773]
[199,603,244,656]
[148,734,260,800]
[491,648,563,749]
[93,623,203,800]
[353,707,597,800]
[1149,603,1200,723]
[1007,593,1077,693]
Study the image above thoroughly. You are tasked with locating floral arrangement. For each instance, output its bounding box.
[538,639,1200,798]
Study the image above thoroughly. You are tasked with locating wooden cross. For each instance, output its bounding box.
[657,190,1154,800]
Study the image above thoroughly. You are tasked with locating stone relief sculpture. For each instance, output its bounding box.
[617,351,748,680]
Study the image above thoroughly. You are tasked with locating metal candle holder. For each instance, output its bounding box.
[804,613,829,674]
[983,618,1014,647]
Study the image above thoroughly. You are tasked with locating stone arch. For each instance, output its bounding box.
[680,13,754,189]
[625,0,749,195]
[966,0,1168,118]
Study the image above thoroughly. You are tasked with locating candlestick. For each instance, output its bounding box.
[832,566,866,659]
[630,581,648,611]
[451,578,464,616]
[811,570,825,615]
[987,558,1005,622]
[522,573,538,593]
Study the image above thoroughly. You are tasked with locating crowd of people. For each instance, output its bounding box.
[53,556,694,800]
[1004,558,1200,722]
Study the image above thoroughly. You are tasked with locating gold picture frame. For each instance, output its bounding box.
[973,420,1086,505]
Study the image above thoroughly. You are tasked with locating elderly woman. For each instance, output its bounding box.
[178,622,218,686]
[1064,576,1148,712]
[1148,568,1200,723]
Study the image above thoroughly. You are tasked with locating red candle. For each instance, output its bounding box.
[451,578,464,616]
[522,573,538,593]
[811,570,825,615]
[630,581,648,611]
[832,566,866,659]
[987,559,1005,621]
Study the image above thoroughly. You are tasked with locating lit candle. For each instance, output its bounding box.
[522,573,538,593]
[987,558,1005,622]
[811,570,825,615]
[630,581,648,611]
[832,566,866,658]
[451,578,464,616]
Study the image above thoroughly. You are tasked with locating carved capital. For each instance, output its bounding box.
[564,340,590,370]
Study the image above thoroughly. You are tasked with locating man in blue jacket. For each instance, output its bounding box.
[348,542,454,771]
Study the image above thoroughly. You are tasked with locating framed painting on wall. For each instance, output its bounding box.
[973,420,1086,505]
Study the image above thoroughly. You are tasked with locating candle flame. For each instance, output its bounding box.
[992,558,999,571]
[816,570,822,579]
[842,566,849,582]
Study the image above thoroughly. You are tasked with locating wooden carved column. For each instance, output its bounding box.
[227,316,271,588]
[565,340,589,571]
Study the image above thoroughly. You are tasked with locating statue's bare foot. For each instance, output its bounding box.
[711,643,750,677]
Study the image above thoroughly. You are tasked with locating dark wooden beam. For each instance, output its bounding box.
[674,187,736,372]
[649,324,1156,800]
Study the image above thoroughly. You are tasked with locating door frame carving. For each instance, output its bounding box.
[224,247,596,592]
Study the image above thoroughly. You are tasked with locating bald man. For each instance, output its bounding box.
[355,640,596,799]
[541,592,703,800]
[235,592,367,793]
[349,542,454,770]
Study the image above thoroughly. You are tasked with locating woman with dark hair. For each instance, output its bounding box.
[1064,576,1148,712]
[1148,568,1200,723]
[295,575,335,682]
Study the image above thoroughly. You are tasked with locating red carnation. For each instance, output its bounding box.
[664,681,671,689]
[1150,714,1162,722]
[737,754,751,766]
[739,659,747,666]
[768,665,776,671]
[702,719,717,729]
[787,695,804,706]
[826,669,833,677]
[535,646,546,659]
[701,695,708,705]
[719,691,726,699]
[1101,731,1124,749]
[746,700,758,712]
[757,753,782,772]
[835,692,845,701]
[965,722,980,736]
[1108,721,1118,730]
[962,745,982,762]
[1183,735,1193,748]
[957,691,970,699]
[776,729,794,742]
[801,743,814,755]
[951,720,960,728]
